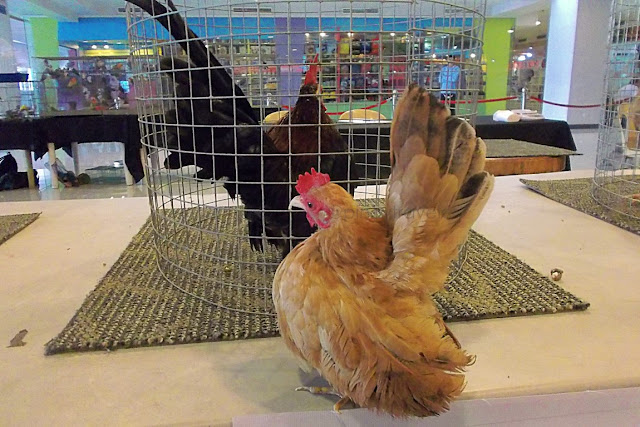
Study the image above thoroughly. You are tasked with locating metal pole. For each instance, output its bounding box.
[521,87,527,110]
[392,89,398,113]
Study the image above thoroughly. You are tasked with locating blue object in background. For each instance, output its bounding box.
[0,73,29,83]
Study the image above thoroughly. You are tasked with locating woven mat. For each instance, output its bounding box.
[485,139,578,158]
[45,208,589,355]
[521,177,640,236]
[0,213,40,245]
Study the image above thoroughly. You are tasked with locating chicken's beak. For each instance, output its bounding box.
[288,196,306,210]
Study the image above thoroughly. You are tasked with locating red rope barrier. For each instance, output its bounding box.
[442,96,518,105]
[281,97,391,116]
[278,94,601,116]
[529,97,600,108]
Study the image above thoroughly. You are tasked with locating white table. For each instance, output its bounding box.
[0,170,639,425]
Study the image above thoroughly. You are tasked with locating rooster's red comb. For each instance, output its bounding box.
[296,168,330,194]
[304,54,319,85]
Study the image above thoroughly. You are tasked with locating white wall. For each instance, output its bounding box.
[543,0,610,125]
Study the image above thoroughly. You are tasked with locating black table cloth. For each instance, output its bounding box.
[1,112,577,185]
[0,112,144,182]
[474,116,577,169]
[474,116,577,150]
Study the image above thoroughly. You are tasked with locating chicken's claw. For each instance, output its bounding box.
[333,395,353,413]
[295,386,354,413]
[294,386,341,396]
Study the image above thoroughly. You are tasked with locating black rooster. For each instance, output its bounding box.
[126,0,357,257]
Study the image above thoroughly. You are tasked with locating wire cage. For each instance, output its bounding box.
[0,81,42,119]
[126,0,486,328]
[593,0,640,221]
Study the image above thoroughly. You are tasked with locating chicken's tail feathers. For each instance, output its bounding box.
[125,0,257,122]
[386,84,493,228]
[382,85,493,295]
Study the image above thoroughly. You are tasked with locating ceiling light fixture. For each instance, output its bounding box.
[320,32,327,38]
[535,20,541,26]
[507,29,515,33]
[91,44,97,49]
[470,53,476,58]
[104,44,109,49]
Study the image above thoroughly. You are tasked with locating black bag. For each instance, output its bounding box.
[0,153,18,176]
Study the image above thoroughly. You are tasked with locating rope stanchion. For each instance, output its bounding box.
[529,97,600,109]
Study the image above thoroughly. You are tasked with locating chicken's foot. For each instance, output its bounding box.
[295,387,353,413]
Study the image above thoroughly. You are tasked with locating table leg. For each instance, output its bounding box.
[71,142,80,176]
[124,166,134,186]
[23,150,36,189]
[47,142,59,189]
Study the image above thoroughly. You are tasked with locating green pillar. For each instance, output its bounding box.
[480,18,514,115]
[28,17,59,111]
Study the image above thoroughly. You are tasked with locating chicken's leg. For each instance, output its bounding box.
[295,386,354,412]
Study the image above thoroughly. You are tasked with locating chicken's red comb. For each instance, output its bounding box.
[296,168,330,194]
[304,54,319,85]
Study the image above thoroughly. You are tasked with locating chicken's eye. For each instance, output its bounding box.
[307,202,313,208]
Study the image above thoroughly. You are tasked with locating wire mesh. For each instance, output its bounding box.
[126,0,486,319]
[0,81,42,118]
[593,0,640,221]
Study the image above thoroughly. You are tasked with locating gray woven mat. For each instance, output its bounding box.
[45,208,589,355]
[521,177,640,236]
[0,213,40,245]
[485,139,578,158]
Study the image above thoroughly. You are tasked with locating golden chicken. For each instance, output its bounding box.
[272,85,494,417]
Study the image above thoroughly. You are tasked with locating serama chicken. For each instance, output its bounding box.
[273,85,494,417]
[126,0,356,258]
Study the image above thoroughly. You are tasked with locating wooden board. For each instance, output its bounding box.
[484,156,567,176]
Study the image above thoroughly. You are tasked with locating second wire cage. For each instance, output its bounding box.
[126,0,486,335]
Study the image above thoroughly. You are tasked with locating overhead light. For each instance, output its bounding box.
[528,46,533,49]
[103,44,109,49]
[470,53,477,58]
[305,32,310,37]
[517,55,526,61]
[525,52,533,58]
[320,32,327,38]
[441,35,447,38]
[507,29,515,33]
[91,44,97,49]
[427,32,432,35]
[347,32,353,37]
[431,53,436,58]
[453,45,457,49]
[390,32,396,37]
[535,20,541,26]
